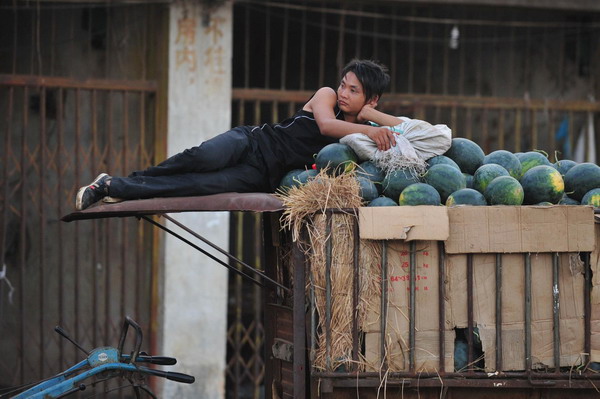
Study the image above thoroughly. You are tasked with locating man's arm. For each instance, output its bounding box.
[305,87,396,151]
[357,104,404,128]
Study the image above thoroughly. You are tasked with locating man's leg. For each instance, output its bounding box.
[130,127,255,177]
[109,162,270,200]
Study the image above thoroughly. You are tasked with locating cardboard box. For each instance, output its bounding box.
[359,206,449,241]
[358,205,596,372]
[446,206,595,254]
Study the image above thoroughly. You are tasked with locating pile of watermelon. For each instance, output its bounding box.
[277,141,600,208]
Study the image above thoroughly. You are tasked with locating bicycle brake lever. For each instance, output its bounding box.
[137,355,177,365]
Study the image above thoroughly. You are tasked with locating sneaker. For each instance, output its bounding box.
[75,173,111,210]
[102,196,123,204]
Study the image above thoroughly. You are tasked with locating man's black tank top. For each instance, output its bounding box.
[248,98,345,190]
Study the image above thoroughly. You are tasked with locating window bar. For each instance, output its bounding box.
[531,110,538,151]
[352,216,360,370]
[19,85,29,384]
[515,108,522,153]
[57,87,65,369]
[584,252,591,367]
[552,253,561,372]
[438,241,446,373]
[39,86,47,377]
[495,253,503,371]
[325,210,333,371]
[525,253,532,372]
[380,240,388,371]
[409,241,416,372]
[467,253,474,373]
[498,109,505,150]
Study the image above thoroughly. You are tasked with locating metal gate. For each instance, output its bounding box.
[0,76,158,393]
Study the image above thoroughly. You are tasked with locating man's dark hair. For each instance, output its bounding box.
[340,59,390,101]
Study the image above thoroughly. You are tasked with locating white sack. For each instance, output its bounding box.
[340,117,452,174]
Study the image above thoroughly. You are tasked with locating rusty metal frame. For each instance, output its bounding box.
[306,209,600,393]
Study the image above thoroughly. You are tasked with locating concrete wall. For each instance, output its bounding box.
[160,2,232,398]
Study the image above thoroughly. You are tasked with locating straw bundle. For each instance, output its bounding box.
[276,170,382,371]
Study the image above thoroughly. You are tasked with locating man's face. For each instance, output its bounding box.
[336,72,367,116]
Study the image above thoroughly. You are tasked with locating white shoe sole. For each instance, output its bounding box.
[75,173,109,210]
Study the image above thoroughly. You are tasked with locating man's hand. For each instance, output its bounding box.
[367,125,396,151]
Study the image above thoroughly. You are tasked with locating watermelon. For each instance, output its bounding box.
[563,162,600,201]
[514,152,525,161]
[427,155,461,171]
[357,176,379,203]
[315,143,358,175]
[446,188,487,206]
[554,159,577,176]
[454,339,468,372]
[520,165,564,205]
[483,150,522,179]
[423,164,466,203]
[367,196,398,207]
[278,169,305,192]
[536,201,553,206]
[473,164,510,194]
[582,188,600,207]
[357,161,385,183]
[399,183,441,206]
[519,151,552,175]
[484,176,524,205]
[558,194,580,205]
[382,168,420,202]
[444,138,485,174]
[463,173,474,189]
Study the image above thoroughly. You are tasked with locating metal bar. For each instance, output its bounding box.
[140,215,267,289]
[280,5,289,90]
[299,4,306,90]
[498,109,505,150]
[234,212,243,399]
[0,74,158,91]
[39,86,46,378]
[231,89,600,112]
[380,240,388,370]
[312,370,600,380]
[407,8,414,93]
[89,89,97,348]
[253,213,262,397]
[409,241,416,372]
[19,85,28,385]
[352,216,360,370]
[75,88,84,353]
[318,9,326,88]
[524,253,532,372]
[325,210,332,371]
[264,2,270,89]
[552,253,561,371]
[438,241,446,372]
[57,87,64,369]
[467,254,474,373]
[495,253,503,371]
[515,108,522,152]
[293,227,306,399]
[310,243,316,373]
[584,252,592,366]
[531,110,538,150]
[161,214,289,292]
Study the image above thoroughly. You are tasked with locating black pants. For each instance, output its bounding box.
[109,127,271,199]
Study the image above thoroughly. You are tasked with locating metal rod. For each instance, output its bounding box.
[380,241,388,371]
[438,242,446,372]
[325,210,332,371]
[39,86,46,377]
[467,254,474,373]
[293,227,306,399]
[552,253,561,371]
[525,253,532,372]
[352,217,360,370]
[161,214,288,292]
[140,216,267,290]
[409,241,417,372]
[495,253,503,371]
[584,252,592,366]
[0,74,157,91]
